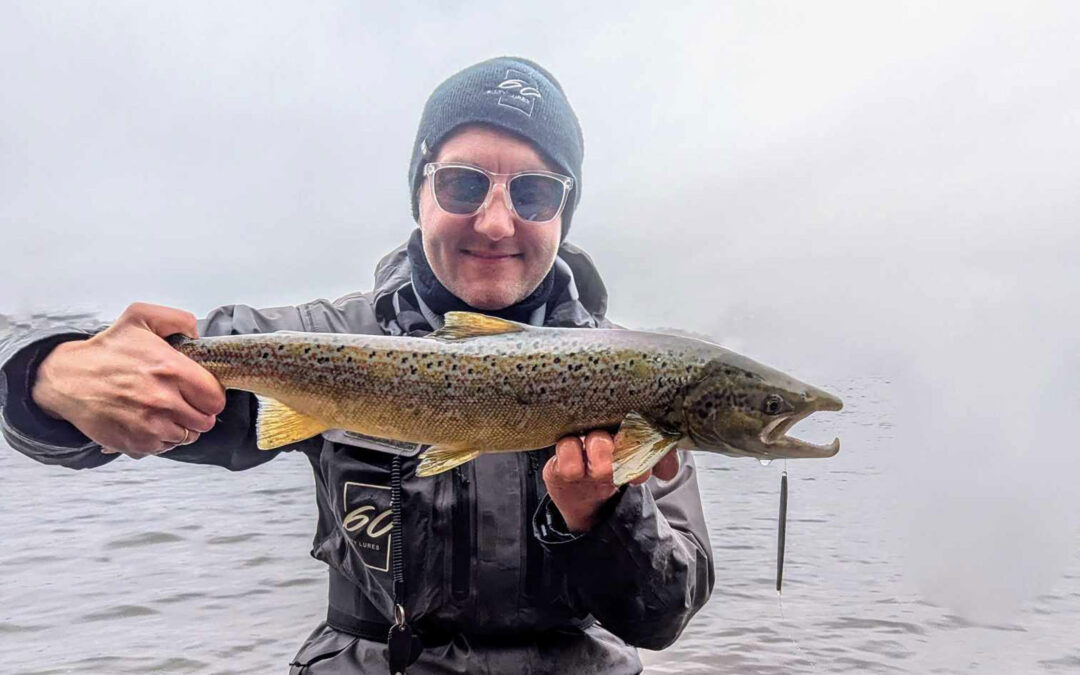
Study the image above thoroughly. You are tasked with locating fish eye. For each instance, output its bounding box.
[762,394,787,416]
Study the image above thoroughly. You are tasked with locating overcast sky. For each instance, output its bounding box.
[2,1,1079,620]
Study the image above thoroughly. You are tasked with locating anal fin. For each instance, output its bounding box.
[256,395,329,450]
[415,445,483,477]
[612,412,683,485]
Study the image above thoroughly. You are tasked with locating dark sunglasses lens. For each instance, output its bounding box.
[434,167,490,214]
[509,174,565,222]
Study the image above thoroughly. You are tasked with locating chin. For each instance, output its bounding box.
[455,284,524,311]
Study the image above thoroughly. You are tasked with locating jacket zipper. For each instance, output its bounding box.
[523,451,543,598]
[451,464,471,600]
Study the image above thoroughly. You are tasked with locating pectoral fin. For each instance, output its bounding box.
[427,311,526,341]
[255,395,329,450]
[612,412,683,485]
[415,445,483,477]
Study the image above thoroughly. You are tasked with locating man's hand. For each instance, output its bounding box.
[543,430,680,533]
[31,302,226,458]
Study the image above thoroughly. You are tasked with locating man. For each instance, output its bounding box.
[1,57,714,674]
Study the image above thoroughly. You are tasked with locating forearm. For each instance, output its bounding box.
[534,452,715,649]
[1,328,116,469]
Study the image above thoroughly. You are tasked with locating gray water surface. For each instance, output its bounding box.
[1,318,1077,674]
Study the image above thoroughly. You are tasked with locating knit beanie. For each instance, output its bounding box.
[408,56,584,239]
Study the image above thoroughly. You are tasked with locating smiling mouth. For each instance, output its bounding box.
[759,409,841,458]
[463,250,521,260]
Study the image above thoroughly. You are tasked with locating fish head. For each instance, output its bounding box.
[682,356,843,460]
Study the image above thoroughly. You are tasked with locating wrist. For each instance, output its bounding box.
[556,493,615,534]
[30,341,80,421]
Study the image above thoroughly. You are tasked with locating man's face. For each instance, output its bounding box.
[418,125,563,310]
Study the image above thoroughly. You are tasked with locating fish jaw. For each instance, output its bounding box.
[756,389,843,458]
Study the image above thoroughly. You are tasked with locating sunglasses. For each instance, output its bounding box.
[423,162,574,224]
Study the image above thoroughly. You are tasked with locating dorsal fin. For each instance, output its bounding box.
[427,311,526,341]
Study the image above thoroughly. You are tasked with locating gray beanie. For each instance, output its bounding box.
[408,56,584,239]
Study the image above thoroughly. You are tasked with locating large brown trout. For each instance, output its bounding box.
[171,312,843,484]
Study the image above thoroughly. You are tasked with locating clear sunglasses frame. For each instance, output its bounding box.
[423,162,574,224]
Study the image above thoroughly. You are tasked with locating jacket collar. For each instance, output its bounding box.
[370,232,610,335]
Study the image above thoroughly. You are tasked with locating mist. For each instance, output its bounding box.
[3,0,1079,662]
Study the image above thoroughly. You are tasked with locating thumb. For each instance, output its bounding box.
[117,302,199,339]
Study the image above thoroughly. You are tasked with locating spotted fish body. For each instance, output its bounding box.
[173,312,842,484]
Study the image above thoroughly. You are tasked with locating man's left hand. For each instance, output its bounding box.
[543,430,679,533]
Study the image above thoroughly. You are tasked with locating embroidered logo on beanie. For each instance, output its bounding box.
[488,68,542,117]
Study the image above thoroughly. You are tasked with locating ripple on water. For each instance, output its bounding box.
[207,532,262,545]
[252,486,300,496]
[104,531,184,549]
[1039,653,1080,671]
[0,621,42,634]
[79,604,159,621]
[52,656,209,674]
[215,637,276,659]
[821,616,927,636]
[154,591,206,605]
[271,576,321,588]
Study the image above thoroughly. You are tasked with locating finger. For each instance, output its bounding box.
[654,449,681,481]
[554,436,586,481]
[155,421,199,454]
[120,303,199,339]
[583,430,614,483]
[629,471,651,486]
[162,389,218,432]
[173,360,227,417]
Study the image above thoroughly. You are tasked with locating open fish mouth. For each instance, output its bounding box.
[759,409,841,458]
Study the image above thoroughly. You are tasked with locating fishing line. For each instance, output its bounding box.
[774,460,820,672]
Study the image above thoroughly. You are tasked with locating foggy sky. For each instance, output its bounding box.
[2,0,1079,622]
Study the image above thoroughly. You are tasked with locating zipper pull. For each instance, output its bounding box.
[387,603,421,675]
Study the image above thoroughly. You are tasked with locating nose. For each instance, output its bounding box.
[472,183,516,241]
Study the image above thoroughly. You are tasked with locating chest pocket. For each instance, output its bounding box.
[317,442,396,575]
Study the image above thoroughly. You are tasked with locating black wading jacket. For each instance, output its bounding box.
[0,238,715,674]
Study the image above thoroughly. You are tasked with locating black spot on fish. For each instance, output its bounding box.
[337,345,345,352]
[410,366,417,375]
[554,357,561,364]
[304,347,311,354]
[451,364,458,371]
[262,352,269,359]
[516,364,524,371]
[468,368,474,375]
[347,356,353,363]
[539,386,547,395]
[277,345,284,351]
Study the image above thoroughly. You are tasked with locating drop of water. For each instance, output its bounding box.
[758,458,772,467]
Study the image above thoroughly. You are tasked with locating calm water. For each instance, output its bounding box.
[1,315,1078,674]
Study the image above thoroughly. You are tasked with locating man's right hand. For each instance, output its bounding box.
[31,302,226,458]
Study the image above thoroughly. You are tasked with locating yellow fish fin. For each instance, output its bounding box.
[255,395,329,450]
[415,445,483,477]
[427,311,526,341]
[611,412,683,485]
